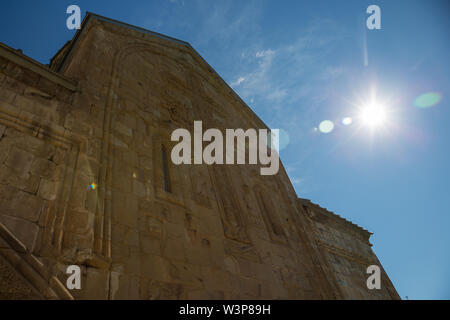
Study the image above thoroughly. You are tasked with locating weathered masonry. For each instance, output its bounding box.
[0,13,399,299]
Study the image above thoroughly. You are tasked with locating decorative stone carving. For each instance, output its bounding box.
[210,165,250,244]
[253,185,288,245]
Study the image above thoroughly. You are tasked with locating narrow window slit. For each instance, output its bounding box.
[162,145,171,192]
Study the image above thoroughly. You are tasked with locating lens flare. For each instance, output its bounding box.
[319,120,334,134]
[414,92,441,108]
[277,129,290,150]
[342,117,352,126]
[89,182,97,190]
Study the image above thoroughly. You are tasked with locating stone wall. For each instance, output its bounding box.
[300,199,400,299]
[0,40,78,299]
[0,13,399,300]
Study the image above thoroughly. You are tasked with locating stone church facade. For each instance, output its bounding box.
[0,13,399,299]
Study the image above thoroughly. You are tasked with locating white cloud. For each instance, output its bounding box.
[256,49,275,58]
[230,77,246,88]
[229,19,346,119]
[266,88,287,101]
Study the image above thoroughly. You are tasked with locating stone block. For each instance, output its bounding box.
[31,157,57,179]
[147,280,186,300]
[141,254,170,282]
[4,146,34,175]
[0,165,40,194]
[38,178,58,201]
[138,231,162,256]
[82,267,109,300]
[163,237,184,261]
[64,209,94,234]
[0,215,39,251]
[0,86,16,103]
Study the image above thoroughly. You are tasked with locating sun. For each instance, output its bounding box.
[359,102,387,128]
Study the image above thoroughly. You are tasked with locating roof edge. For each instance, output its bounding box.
[53,13,270,125]
[299,198,372,237]
[0,42,78,91]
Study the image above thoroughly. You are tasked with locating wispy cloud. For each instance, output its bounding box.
[230,76,246,88]
[227,18,348,137]
[256,49,275,58]
[192,0,263,47]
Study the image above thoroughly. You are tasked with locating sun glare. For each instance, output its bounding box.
[359,103,387,128]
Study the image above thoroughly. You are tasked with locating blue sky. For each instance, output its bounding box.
[1,0,449,299]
